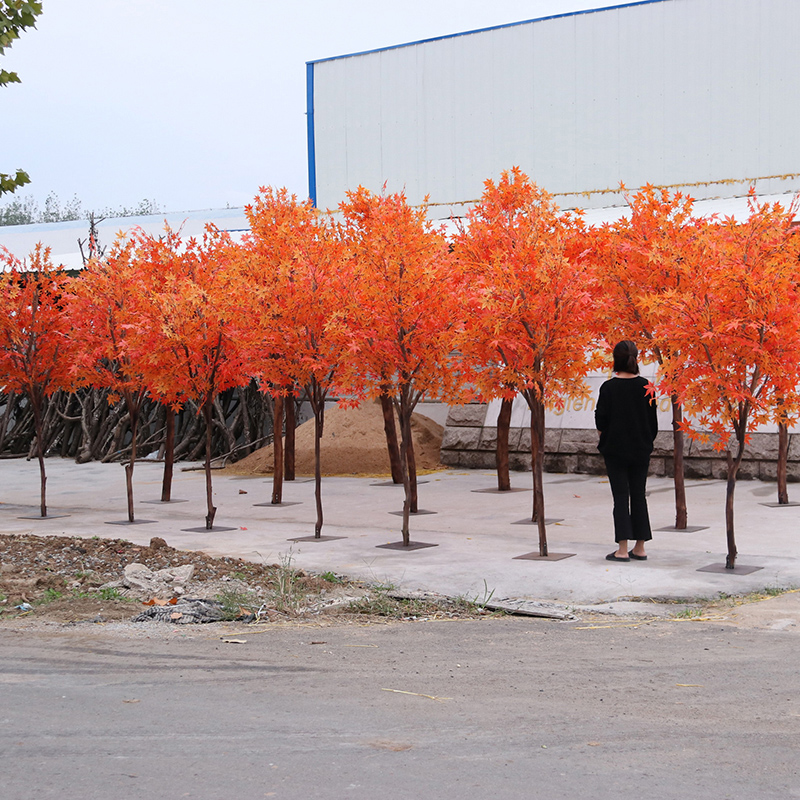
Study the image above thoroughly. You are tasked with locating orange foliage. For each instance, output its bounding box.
[136,226,249,408]
[591,184,704,365]
[0,245,72,398]
[656,195,800,443]
[67,235,151,401]
[453,168,598,406]
[337,187,466,407]
[243,187,347,395]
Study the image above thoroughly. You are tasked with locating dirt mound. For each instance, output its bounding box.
[224,401,445,477]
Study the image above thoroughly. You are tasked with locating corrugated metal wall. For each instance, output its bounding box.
[310,0,800,211]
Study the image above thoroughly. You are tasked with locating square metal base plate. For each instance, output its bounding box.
[759,501,800,508]
[140,498,188,504]
[471,487,531,494]
[181,525,239,533]
[513,551,576,561]
[376,541,439,551]
[18,514,70,520]
[655,525,710,532]
[105,519,157,526]
[696,562,764,575]
[287,535,346,542]
[388,509,437,516]
[371,480,429,487]
[253,501,302,508]
[512,518,564,526]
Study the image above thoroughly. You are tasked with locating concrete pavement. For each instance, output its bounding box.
[1,458,799,607]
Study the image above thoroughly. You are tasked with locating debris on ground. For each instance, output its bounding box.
[132,598,226,624]
[101,563,196,600]
[0,533,493,626]
[481,598,577,620]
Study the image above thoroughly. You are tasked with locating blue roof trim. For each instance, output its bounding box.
[305,0,670,65]
[306,62,317,207]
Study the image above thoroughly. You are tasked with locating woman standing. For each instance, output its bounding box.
[595,340,659,562]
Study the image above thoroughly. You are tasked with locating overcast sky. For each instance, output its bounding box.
[1,0,622,215]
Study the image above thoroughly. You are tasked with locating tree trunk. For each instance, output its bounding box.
[2,386,278,466]
[271,393,284,505]
[0,392,17,454]
[237,385,252,458]
[31,393,47,517]
[202,398,216,529]
[778,420,789,504]
[161,406,175,502]
[284,392,296,481]
[310,384,325,537]
[725,420,748,569]
[396,393,414,547]
[496,396,513,491]
[303,380,328,537]
[213,395,236,457]
[124,396,139,523]
[76,390,95,464]
[671,397,688,529]
[406,422,419,514]
[527,392,547,557]
[380,391,403,484]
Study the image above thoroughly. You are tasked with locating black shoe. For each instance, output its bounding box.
[606,552,630,562]
[628,551,648,561]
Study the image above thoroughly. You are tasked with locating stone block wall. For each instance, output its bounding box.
[440,403,800,482]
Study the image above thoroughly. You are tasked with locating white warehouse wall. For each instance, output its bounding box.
[308,0,800,213]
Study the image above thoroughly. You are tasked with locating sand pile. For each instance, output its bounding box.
[223,401,445,477]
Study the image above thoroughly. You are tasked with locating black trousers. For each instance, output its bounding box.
[603,454,652,543]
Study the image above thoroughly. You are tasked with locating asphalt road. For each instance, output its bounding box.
[2,617,798,800]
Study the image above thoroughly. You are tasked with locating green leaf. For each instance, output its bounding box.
[0,169,31,196]
[0,67,20,85]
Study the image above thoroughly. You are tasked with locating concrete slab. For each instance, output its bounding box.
[1,458,799,606]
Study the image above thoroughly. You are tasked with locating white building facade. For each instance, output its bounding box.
[307,0,800,479]
[307,0,800,216]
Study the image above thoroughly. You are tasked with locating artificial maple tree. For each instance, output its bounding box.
[0,244,72,516]
[338,186,467,546]
[453,168,599,557]
[137,226,249,530]
[590,185,705,529]
[66,235,154,522]
[655,193,800,568]
[243,186,351,537]
[111,228,186,504]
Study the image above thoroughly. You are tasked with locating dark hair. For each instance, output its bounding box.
[613,340,639,374]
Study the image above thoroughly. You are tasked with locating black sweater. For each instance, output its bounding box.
[595,376,658,459]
